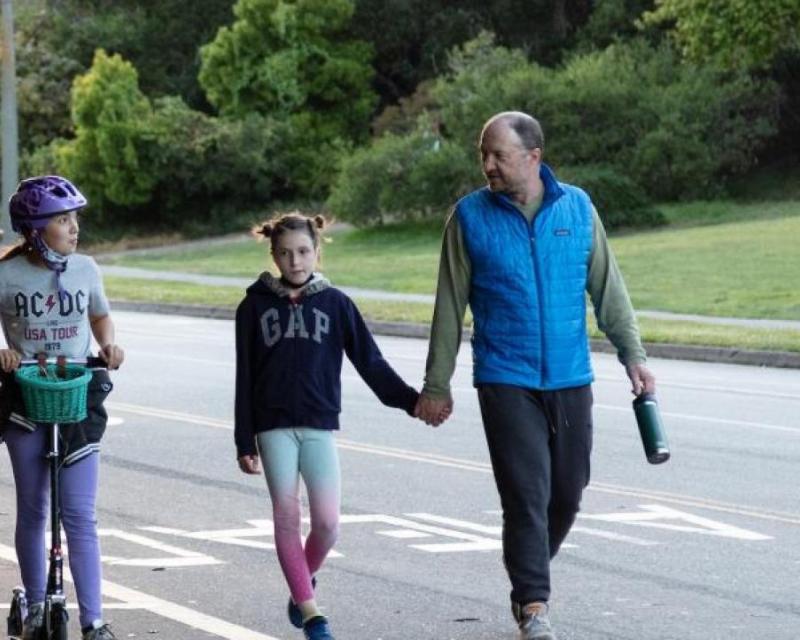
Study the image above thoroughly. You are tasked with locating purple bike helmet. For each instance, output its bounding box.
[9,175,87,234]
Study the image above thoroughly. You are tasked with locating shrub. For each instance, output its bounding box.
[56,49,157,223]
[327,119,479,226]
[432,36,781,200]
[146,98,285,231]
[557,165,666,230]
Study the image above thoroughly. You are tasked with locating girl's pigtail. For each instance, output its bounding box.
[252,221,274,240]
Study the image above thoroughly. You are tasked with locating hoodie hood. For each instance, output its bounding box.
[247,271,331,297]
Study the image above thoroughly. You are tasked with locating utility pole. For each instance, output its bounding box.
[1,0,19,243]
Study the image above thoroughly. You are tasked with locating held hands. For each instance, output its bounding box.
[238,455,260,475]
[99,343,125,370]
[626,362,656,397]
[0,349,21,373]
[414,392,453,427]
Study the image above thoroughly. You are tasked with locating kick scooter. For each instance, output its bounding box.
[7,355,105,640]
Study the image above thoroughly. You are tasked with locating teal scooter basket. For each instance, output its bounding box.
[15,364,92,423]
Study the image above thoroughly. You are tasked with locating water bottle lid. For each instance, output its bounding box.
[633,392,657,407]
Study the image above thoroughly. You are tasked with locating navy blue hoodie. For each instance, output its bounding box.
[234,273,419,457]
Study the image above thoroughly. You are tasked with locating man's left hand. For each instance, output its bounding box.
[626,362,655,397]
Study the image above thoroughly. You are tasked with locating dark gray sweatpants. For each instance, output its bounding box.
[477,383,593,606]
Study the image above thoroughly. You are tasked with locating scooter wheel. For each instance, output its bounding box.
[47,603,68,640]
[7,588,26,637]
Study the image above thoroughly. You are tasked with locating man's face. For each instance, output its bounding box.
[479,122,539,198]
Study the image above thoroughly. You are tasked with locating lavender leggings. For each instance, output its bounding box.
[256,428,341,605]
[4,427,102,628]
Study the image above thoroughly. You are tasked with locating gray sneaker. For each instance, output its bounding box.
[517,602,556,640]
[82,622,117,640]
[21,601,44,640]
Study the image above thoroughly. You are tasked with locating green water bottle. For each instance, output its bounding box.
[633,393,670,464]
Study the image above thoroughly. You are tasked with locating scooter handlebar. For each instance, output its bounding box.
[18,356,108,369]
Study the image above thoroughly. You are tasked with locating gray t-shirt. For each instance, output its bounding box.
[0,253,110,358]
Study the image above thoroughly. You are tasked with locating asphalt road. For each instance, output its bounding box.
[1,311,799,640]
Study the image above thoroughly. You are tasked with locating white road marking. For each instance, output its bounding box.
[595,402,800,434]
[405,513,501,535]
[449,378,800,402]
[589,483,800,526]
[105,402,800,527]
[98,528,222,567]
[0,603,145,611]
[569,526,659,546]
[377,529,434,539]
[121,340,800,402]
[409,513,658,546]
[141,520,344,558]
[582,504,772,540]
[339,514,501,553]
[0,543,280,640]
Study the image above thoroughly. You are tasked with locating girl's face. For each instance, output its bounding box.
[272,229,318,287]
[41,211,80,255]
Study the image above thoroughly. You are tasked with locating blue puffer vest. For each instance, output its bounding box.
[456,164,594,390]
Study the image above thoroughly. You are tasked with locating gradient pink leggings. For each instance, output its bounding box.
[256,428,341,604]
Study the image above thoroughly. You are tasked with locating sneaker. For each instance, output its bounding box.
[302,615,335,640]
[516,602,556,640]
[288,576,317,628]
[82,621,117,640]
[21,602,44,640]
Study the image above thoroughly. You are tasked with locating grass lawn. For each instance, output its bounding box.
[105,277,800,353]
[102,203,800,321]
[613,213,800,319]
[104,221,445,294]
[104,276,437,324]
[99,197,800,352]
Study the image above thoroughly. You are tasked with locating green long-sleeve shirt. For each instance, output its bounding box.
[423,200,646,397]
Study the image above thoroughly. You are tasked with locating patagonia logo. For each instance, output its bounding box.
[554,229,571,236]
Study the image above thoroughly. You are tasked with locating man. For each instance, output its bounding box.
[415,111,655,640]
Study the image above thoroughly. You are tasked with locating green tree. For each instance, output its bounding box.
[146,96,283,231]
[331,33,782,224]
[642,0,800,71]
[327,123,477,225]
[36,0,235,108]
[14,9,82,153]
[14,0,235,159]
[574,0,657,52]
[351,0,595,107]
[432,36,780,199]
[57,49,156,215]
[199,0,375,140]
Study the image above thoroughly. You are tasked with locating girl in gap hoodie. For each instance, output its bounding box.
[234,212,419,640]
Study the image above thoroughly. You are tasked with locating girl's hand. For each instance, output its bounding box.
[238,455,260,475]
[0,349,21,373]
[99,343,125,370]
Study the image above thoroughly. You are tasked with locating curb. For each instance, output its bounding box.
[111,300,800,370]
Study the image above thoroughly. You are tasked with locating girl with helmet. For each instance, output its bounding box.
[0,176,125,640]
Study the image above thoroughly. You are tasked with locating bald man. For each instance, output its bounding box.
[415,112,655,640]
